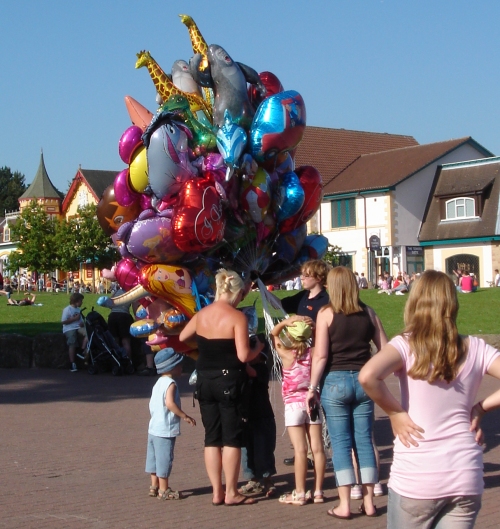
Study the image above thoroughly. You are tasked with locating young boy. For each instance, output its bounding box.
[61,293,87,372]
[146,347,196,500]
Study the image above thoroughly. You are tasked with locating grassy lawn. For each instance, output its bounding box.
[0,288,499,339]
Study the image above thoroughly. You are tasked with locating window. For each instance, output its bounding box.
[445,197,476,220]
[3,229,9,242]
[331,198,356,228]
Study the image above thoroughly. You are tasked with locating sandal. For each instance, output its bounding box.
[149,485,159,497]
[278,490,307,506]
[306,490,324,503]
[238,480,263,494]
[157,487,181,500]
[265,485,277,498]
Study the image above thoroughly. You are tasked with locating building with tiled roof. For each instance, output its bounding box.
[419,157,500,285]
[318,137,494,284]
[295,126,419,187]
[62,167,118,218]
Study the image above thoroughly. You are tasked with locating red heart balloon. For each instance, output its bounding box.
[172,177,226,253]
[279,166,323,233]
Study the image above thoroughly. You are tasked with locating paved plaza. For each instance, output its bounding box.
[1,367,500,529]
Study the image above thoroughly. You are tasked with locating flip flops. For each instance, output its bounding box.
[225,496,257,506]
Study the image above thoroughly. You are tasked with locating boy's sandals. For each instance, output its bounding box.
[157,488,181,500]
[149,485,159,497]
[305,490,324,503]
[238,480,263,494]
[265,485,277,498]
[278,490,307,506]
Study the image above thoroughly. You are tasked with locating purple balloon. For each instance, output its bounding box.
[114,169,140,207]
[119,126,143,164]
[126,215,185,264]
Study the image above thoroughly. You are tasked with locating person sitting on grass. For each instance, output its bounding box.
[7,293,36,305]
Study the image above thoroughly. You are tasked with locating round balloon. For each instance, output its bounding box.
[240,167,272,223]
[129,146,149,193]
[249,90,306,163]
[248,71,284,107]
[115,258,141,291]
[275,172,305,223]
[119,125,144,164]
[114,169,140,207]
[279,166,323,233]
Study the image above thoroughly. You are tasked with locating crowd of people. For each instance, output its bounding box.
[141,262,500,529]
[3,258,500,527]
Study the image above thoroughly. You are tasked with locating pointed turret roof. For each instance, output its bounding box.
[20,151,61,200]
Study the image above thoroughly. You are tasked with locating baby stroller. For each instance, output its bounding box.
[80,308,135,376]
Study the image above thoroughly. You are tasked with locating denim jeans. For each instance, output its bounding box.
[388,489,482,529]
[320,370,377,486]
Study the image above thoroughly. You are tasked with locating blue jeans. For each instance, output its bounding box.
[321,370,377,486]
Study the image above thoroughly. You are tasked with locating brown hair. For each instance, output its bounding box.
[301,259,331,286]
[69,293,84,305]
[403,270,464,383]
[325,266,362,315]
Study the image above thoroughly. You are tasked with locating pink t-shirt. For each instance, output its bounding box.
[282,347,311,408]
[389,335,499,499]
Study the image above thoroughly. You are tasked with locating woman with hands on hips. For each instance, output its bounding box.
[179,269,264,507]
[359,270,500,528]
[307,267,387,519]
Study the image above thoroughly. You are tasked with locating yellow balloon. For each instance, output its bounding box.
[129,146,148,192]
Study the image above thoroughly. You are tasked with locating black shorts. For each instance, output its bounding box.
[196,370,247,448]
[107,312,133,341]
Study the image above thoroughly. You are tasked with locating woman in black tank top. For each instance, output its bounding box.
[179,269,264,506]
[307,267,387,519]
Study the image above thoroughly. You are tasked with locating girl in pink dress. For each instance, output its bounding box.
[271,315,326,506]
[359,270,500,528]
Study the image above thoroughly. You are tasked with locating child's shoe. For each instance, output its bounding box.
[149,485,159,497]
[157,488,180,500]
[350,484,362,500]
[374,482,384,496]
[278,490,307,506]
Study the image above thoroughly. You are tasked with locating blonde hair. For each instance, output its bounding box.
[214,269,244,303]
[326,267,362,315]
[301,259,331,286]
[281,329,309,360]
[403,270,464,383]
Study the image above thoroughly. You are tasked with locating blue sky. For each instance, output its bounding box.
[2,0,500,193]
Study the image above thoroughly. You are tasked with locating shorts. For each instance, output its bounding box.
[196,369,247,448]
[145,434,176,478]
[284,402,323,427]
[108,312,133,341]
[64,329,81,347]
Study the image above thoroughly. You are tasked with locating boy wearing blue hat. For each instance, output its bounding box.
[145,348,196,500]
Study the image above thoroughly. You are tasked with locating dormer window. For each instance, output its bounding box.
[445,197,476,220]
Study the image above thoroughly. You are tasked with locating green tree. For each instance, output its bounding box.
[72,204,118,286]
[0,167,27,214]
[6,201,58,274]
[54,217,81,274]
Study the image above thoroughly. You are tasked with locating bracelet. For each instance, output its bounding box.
[477,401,486,413]
[307,385,320,392]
